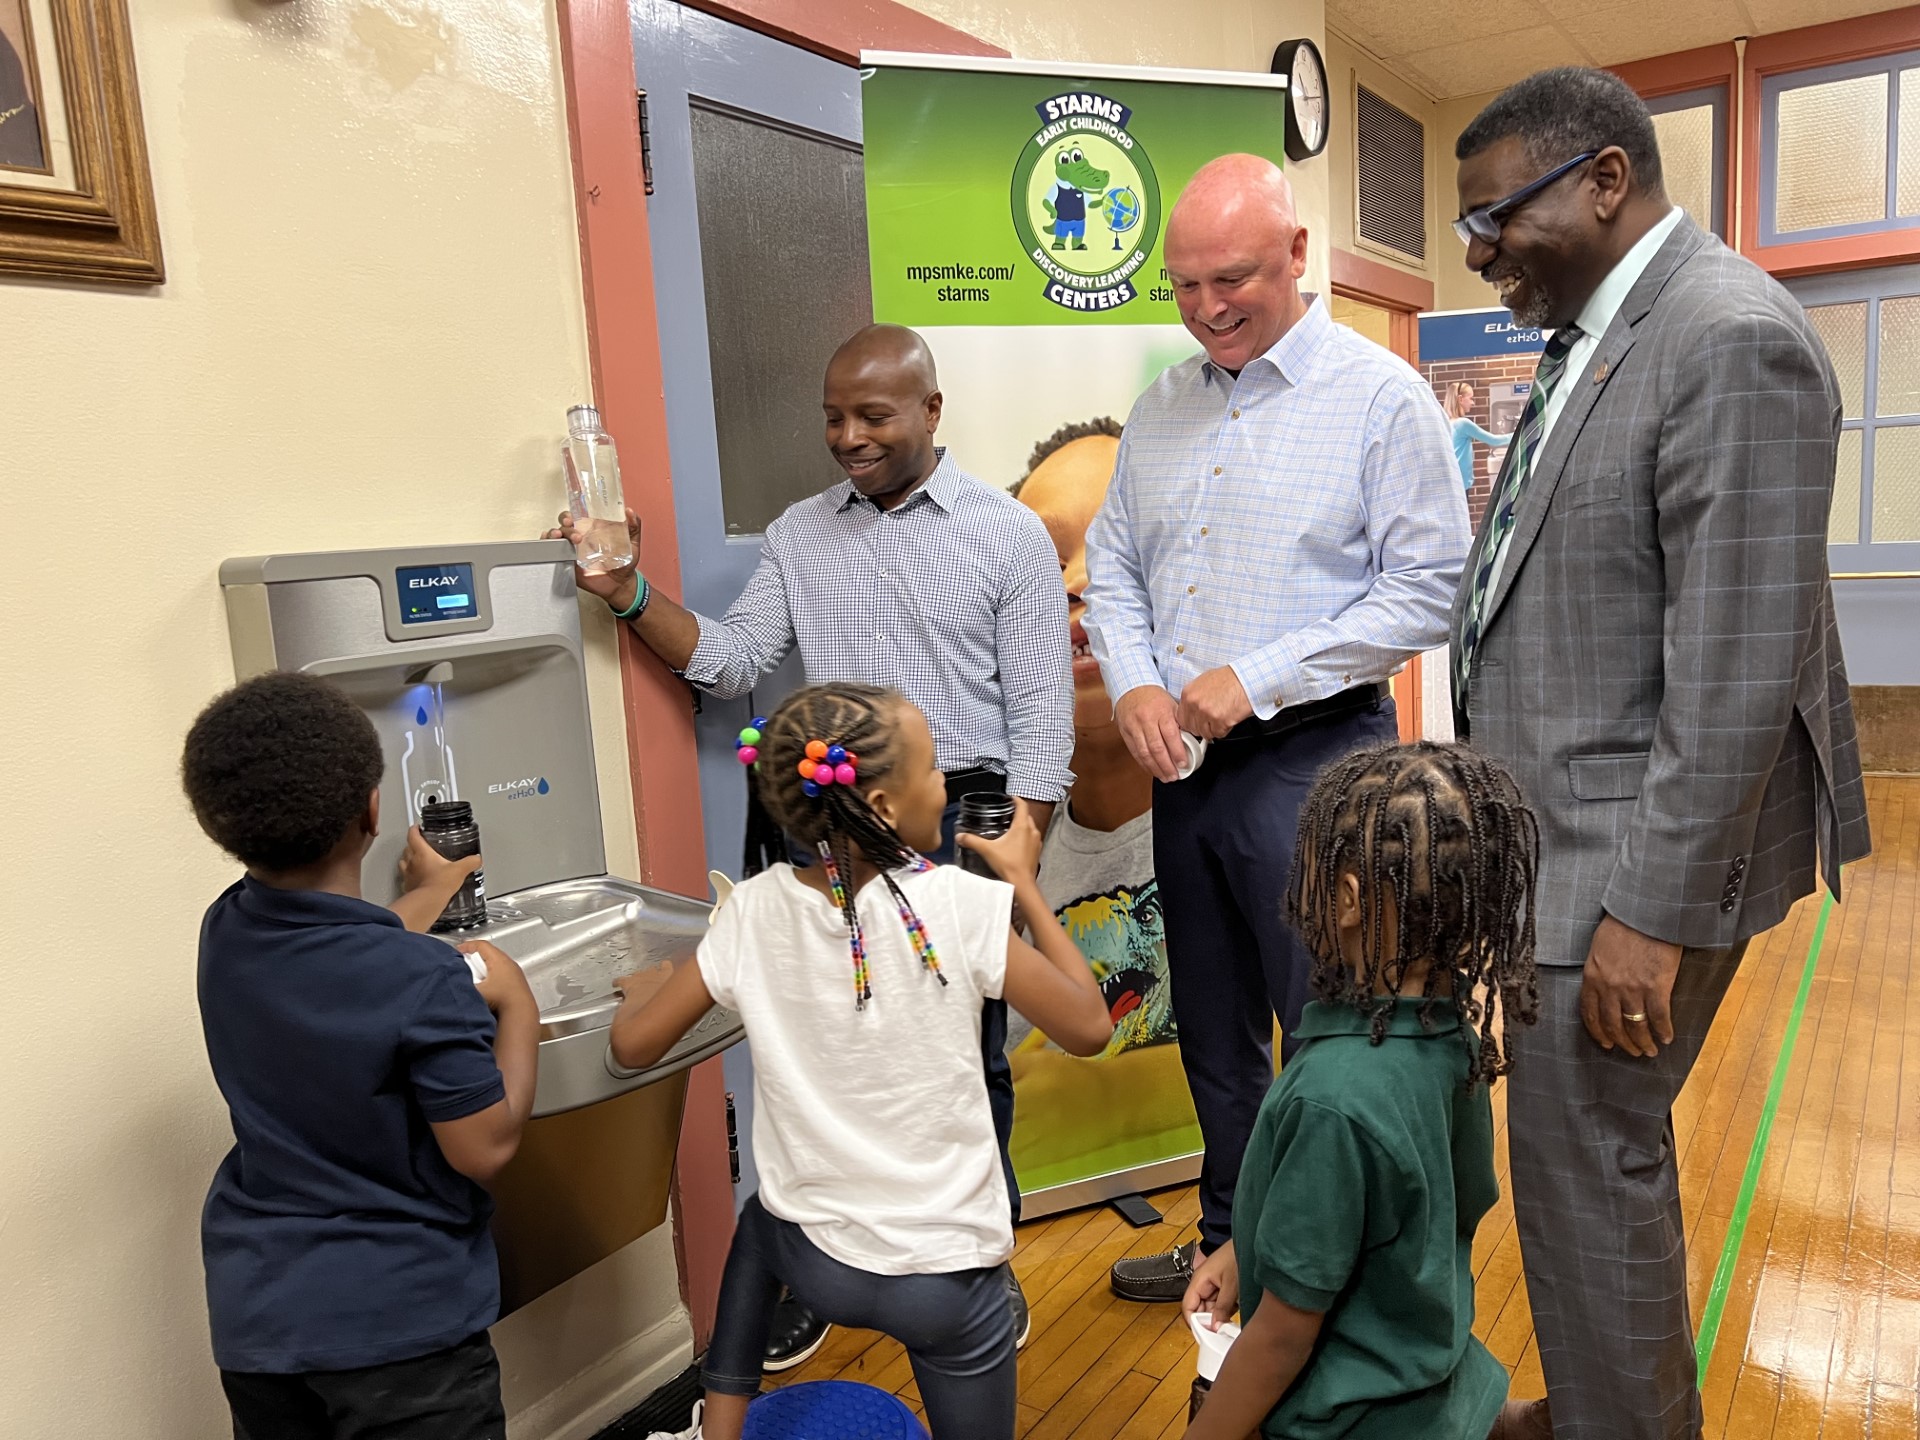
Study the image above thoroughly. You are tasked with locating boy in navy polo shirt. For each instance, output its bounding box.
[182,671,540,1440]
[1181,743,1541,1440]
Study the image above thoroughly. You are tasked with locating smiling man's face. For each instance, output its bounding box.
[1163,190,1308,373]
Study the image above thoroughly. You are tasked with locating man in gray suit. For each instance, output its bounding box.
[1450,69,1871,1439]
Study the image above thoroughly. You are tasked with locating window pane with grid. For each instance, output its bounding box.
[1870,425,1920,541]
[1776,74,1890,233]
[1652,104,1716,235]
[1807,302,1868,420]
[1877,295,1920,417]
[1832,429,1863,545]
[1900,70,1920,216]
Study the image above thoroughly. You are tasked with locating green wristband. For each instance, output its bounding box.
[612,575,650,621]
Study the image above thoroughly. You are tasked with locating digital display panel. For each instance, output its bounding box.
[396,563,478,624]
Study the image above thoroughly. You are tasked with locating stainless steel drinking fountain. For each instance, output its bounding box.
[221,540,741,1310]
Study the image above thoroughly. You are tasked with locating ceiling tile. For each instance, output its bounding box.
[1535,0,1750,63]
[1328,0,1543,60]
[1401,25,1593,99]
[1744,0,1916,35]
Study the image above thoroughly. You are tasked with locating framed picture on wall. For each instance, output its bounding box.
[1,0,161,284]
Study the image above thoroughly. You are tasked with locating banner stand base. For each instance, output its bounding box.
[1110,1193,1164,1228]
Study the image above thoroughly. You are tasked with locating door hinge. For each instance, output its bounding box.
[636,89,655,196]
[724,1090,740,1185]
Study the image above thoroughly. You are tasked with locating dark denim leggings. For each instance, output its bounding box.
[702,1196,1017,1439]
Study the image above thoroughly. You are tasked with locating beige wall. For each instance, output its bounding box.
[1435,89,1505,312]
[0,3,688,1439]
[904,0,1333,297]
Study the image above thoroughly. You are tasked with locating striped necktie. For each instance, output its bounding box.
[1452,324,1584,715]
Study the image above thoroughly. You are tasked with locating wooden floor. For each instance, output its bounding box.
[772,776,1920,1438]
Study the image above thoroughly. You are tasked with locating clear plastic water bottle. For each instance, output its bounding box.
[562,404,634,575]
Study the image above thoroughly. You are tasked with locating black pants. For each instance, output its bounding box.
[221,1333,504,1440]
[704,1196,1017,1439]
[1154,702,1399,1252]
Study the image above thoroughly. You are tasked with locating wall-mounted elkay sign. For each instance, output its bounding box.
[1417,308,1548,364]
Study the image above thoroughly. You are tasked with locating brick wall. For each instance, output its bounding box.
[1424,354,1540,528]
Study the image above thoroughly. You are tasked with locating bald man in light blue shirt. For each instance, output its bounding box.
[1087,155,1467,1298]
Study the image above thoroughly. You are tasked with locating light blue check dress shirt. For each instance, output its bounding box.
[683,450,1075,802]
[1084,298,1469,721]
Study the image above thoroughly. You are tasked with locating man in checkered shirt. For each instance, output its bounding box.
[1085,155,1469,1303]
[555,323,1072,1359]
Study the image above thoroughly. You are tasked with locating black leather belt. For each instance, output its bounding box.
[1216,681,1390,746]
[943,766,1007,802]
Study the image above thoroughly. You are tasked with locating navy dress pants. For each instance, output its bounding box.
[1153,701,1399,1252]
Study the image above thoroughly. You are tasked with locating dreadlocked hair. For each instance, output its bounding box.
[1286,741,1541,1088]
[751,683,944,1009]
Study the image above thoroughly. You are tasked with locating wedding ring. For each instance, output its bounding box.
[1622,1011,1648,1023]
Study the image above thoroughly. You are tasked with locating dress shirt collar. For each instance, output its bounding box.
[1202,292,1332,389]
[835,447,960,514]
[1569,205,1681,344]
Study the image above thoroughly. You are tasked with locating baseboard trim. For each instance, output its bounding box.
[507,1313,695,1440]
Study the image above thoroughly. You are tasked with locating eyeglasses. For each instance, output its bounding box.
[1452,151,1597,246]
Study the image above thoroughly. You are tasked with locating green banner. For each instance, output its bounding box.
[863,63,1289,326]
[864,57,1288,1216]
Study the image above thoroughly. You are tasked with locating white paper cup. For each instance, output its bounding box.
[1176,730,1209,781]
[1188,1310,1241,1382]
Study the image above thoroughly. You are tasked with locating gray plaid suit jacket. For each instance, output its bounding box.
[1452,216,1871,966]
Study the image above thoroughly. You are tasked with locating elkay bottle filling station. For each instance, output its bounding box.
[221,540,743,1312]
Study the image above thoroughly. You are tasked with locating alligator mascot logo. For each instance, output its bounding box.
[1010,90,1161,313]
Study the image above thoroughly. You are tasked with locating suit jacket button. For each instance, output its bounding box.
[1721,898,1737,912]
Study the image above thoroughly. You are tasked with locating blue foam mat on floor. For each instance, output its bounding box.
[743,1381,929,1439]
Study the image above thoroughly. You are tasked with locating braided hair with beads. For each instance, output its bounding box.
[745,683,948,1010]
[1287,741,1541,1087]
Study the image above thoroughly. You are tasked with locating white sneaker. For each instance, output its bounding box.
[644,1398,702,1440]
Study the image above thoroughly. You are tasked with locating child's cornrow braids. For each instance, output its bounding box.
[1287,741,1540,1088]
[751,684,945,1009]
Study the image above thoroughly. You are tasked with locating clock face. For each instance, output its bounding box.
[1292,44,1326,153]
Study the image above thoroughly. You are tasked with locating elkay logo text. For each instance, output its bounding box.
[408,574,461,588]
[487,777,551,801]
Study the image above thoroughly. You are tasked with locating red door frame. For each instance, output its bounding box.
[552,0,1004,1351]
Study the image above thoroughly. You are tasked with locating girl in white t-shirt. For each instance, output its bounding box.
[610,683,1110,1440]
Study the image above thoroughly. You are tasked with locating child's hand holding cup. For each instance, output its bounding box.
[459,940,532,1016]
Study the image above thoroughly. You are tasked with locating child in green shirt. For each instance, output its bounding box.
[1182,742,1541,1440]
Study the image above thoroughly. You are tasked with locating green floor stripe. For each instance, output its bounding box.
[1694,891,1835,1381]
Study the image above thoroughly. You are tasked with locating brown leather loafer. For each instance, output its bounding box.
[1109,1239,1199,1302]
